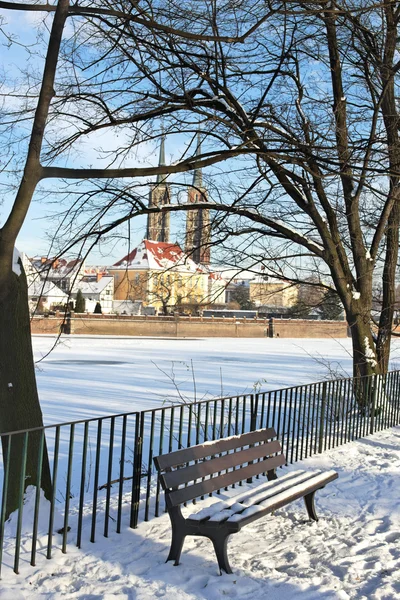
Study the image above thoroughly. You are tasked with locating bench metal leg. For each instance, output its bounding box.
[166,506,187,566]
[304,491,318,521]
[209,533,232,575]
[167,529,186,565]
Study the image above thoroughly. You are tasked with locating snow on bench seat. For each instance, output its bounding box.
[188,469,336,525]
[188,470,310,521]
[228,470,337,523]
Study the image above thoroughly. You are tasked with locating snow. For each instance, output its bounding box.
[365,250,373,261]
[1,426,400,599]
[351,291,360,300]
[12,247,21,276]
[364,337,377,368]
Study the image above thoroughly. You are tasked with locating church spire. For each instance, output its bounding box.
[192,131,203,188]
[147,131,170,242]
[156,132,166,184]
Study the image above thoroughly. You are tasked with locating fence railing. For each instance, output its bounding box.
[1,370,400,576]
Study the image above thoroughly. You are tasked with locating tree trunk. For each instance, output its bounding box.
[347,307,379,411]
[0,263,52,519]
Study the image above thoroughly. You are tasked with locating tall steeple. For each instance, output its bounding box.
[147,132,170,242]
[156,132,166,183]
[185,131,211,265]
[192,131,203,188]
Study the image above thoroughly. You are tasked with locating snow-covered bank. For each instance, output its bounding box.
[32,336,400,425]
[1,427,399,599]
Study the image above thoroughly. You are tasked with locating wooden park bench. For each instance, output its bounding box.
[154,427,338,574]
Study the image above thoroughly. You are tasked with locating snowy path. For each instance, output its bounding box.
[1,427,399,599]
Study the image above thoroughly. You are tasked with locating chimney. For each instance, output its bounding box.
[41,257,47,264]
[52,259,59,269]
[97,272,103,282]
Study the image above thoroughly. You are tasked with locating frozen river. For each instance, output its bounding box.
[32,334,400,425]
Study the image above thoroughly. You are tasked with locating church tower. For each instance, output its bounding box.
[147,134,170,242]
[185,133,211,265]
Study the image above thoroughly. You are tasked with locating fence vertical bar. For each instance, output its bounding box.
[130,412,144,529]
[281,389,289,461]
[116,415,127,532]
[304,387,311,459]
[62,423,75,553]
[187,404,193,447]
[90,419,102,543]
[247,394,258,484]
[291,387,300,463]
[370,375,378,434]
[169,407,175,453]
[390,372,397,426]
[155,409,165,518]
[327,381,334,450]
[204,402,209,442]
[14,431,28,574]
[196,403,202,445]
[178,405,184,448]
[77,421,89,547]
[381,374,387,428]
[310,383,318,456]
[104,417,115,537]
[31,429,45,566]
[387,373,394,427]
[299,387,307,461]
[145,412,155,522]
[318,382,327,454]
[287,388,294,463]
[271,391,278,432]
[250,394,258,433]
[0,435,11,579]
[47,425,60,559]
[276,389,283,442]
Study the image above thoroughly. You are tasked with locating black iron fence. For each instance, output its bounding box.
[1,370,400,576]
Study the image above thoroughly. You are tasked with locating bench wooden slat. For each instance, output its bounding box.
[154,427,277,471]
[162,439,282,489]
[167,453,286,507]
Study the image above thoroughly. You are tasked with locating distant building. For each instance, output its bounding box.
[29,256,85,294]
[25,254,114,314]
[72,274,114,314]
[109,239,208,314]
[249,276,298,309]
[28,279,69,314]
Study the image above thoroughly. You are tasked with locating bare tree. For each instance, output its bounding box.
[0,0,257,516]
[2,0,400,514]
[81,0,400,381]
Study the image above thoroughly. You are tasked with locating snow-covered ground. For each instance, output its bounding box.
[1,426,399,599]
[32,335,400,425]
[0,336,398,598]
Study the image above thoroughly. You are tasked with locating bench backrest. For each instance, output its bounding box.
[153,427,285,507]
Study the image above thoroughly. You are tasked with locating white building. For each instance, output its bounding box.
[72,275,114,314]
[28,279,69,313]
